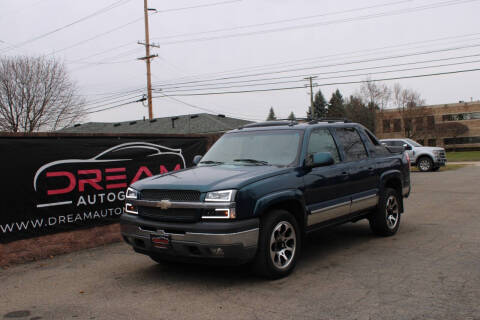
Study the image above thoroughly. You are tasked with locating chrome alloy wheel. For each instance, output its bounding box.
[419,159,431,171]
[385,195,399,229]
[269,221,296,269]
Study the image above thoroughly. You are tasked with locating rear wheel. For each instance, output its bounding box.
[417,156,433,172]
[369,188,401,237]
[252,209,301,279]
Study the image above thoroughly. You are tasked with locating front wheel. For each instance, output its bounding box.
[369,188,401,237]
[252,210,301,279]
[417,156,433,172]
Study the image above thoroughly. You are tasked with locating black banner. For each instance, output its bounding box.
[0,136,207,243]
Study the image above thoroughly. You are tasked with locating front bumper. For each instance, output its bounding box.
[120,214,259,263]
[434,158,447,167]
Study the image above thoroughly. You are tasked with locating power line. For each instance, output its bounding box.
[151,67,480,97]
[48,0,243,56]
[152,0,411,41]
[0,0,132,53]
[154,0,480,46]
[67,0,475,66]
[152,32,480,82]
[149,42,480,88]
[154,53,480,92]
[76,68,480,119]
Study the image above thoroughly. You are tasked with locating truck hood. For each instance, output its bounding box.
[131,164,291,192]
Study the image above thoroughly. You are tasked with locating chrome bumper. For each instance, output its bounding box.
[120,214,259,262]
[121,223,259,248]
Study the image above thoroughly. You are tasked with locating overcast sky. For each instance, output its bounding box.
[1,0,479,123]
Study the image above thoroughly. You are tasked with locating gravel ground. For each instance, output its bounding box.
[1,166,479,320]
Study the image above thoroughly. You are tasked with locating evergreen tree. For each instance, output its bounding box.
[306,89,327,120]
[287,112,296,120]
[327,89,346,118]
[266,107,277,121]
[344,95,376,132]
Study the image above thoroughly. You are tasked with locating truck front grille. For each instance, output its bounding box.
[439,150,447,160]
[140,190,201,202]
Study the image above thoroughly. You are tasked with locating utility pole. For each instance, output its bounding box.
[137,0,158,120]
[304,76,317,119]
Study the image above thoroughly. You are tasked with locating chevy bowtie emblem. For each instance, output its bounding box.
[158,200,172,210]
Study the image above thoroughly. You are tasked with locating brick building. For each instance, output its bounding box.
[377,101,480,150]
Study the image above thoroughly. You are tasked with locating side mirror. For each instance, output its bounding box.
[305,152,334,168]
[403,144,412,150]
[193,155,203,165]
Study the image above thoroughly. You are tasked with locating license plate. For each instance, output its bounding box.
[151,234,171,249]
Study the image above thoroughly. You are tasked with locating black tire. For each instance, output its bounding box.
[417,156,433,172]
[252,209,301,279]
[369,188,401,237]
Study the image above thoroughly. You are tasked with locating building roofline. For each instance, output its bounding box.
[378,101,480,113]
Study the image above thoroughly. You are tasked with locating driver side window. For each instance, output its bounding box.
[307,129,340,163]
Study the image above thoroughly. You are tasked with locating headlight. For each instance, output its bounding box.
[126,187,139,199]
[125,187,139,215]
[204,189,235,202]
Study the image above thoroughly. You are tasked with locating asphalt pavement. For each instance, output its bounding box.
[1,166,479,320]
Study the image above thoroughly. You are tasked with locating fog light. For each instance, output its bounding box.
[202,208,236,219]
[209,248,224,256]
[125,202,138,215]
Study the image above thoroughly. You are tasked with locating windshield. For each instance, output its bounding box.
[405,139,422,147]
[200,130,303,166]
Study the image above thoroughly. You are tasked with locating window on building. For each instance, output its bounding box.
[442,112,480,121]
[383,119,391,133]
[427,139,437,146]
[427,116,435,129]
[444,136,480,145]
[404,118,413,132]
[307,129,340,163]
[415,117,425,131]
[393,119,401,132]
[334,128,368,161]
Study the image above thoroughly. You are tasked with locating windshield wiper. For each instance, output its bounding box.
[199,160,224,165]
[233,159,269,165]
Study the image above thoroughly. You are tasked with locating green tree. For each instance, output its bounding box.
[344,95,376,132]
[266,107,277,121]
[287,111,296,120]
[306,89,327,120]
[327,89,346,118]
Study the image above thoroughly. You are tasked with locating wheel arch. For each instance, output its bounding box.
[253,190,307,233]
[380,170,404,213]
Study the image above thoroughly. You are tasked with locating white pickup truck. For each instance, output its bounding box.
[380,138,447,172]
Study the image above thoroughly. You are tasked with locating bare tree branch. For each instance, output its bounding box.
[0,56,85,132]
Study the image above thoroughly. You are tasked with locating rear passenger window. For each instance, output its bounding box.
[335,128,368,161]
[307,129,340,163]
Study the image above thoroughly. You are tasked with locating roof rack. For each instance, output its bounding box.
[240,120,297,129]
[308,118,352,124]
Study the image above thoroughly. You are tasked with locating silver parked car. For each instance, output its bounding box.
[380,138,447,172]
